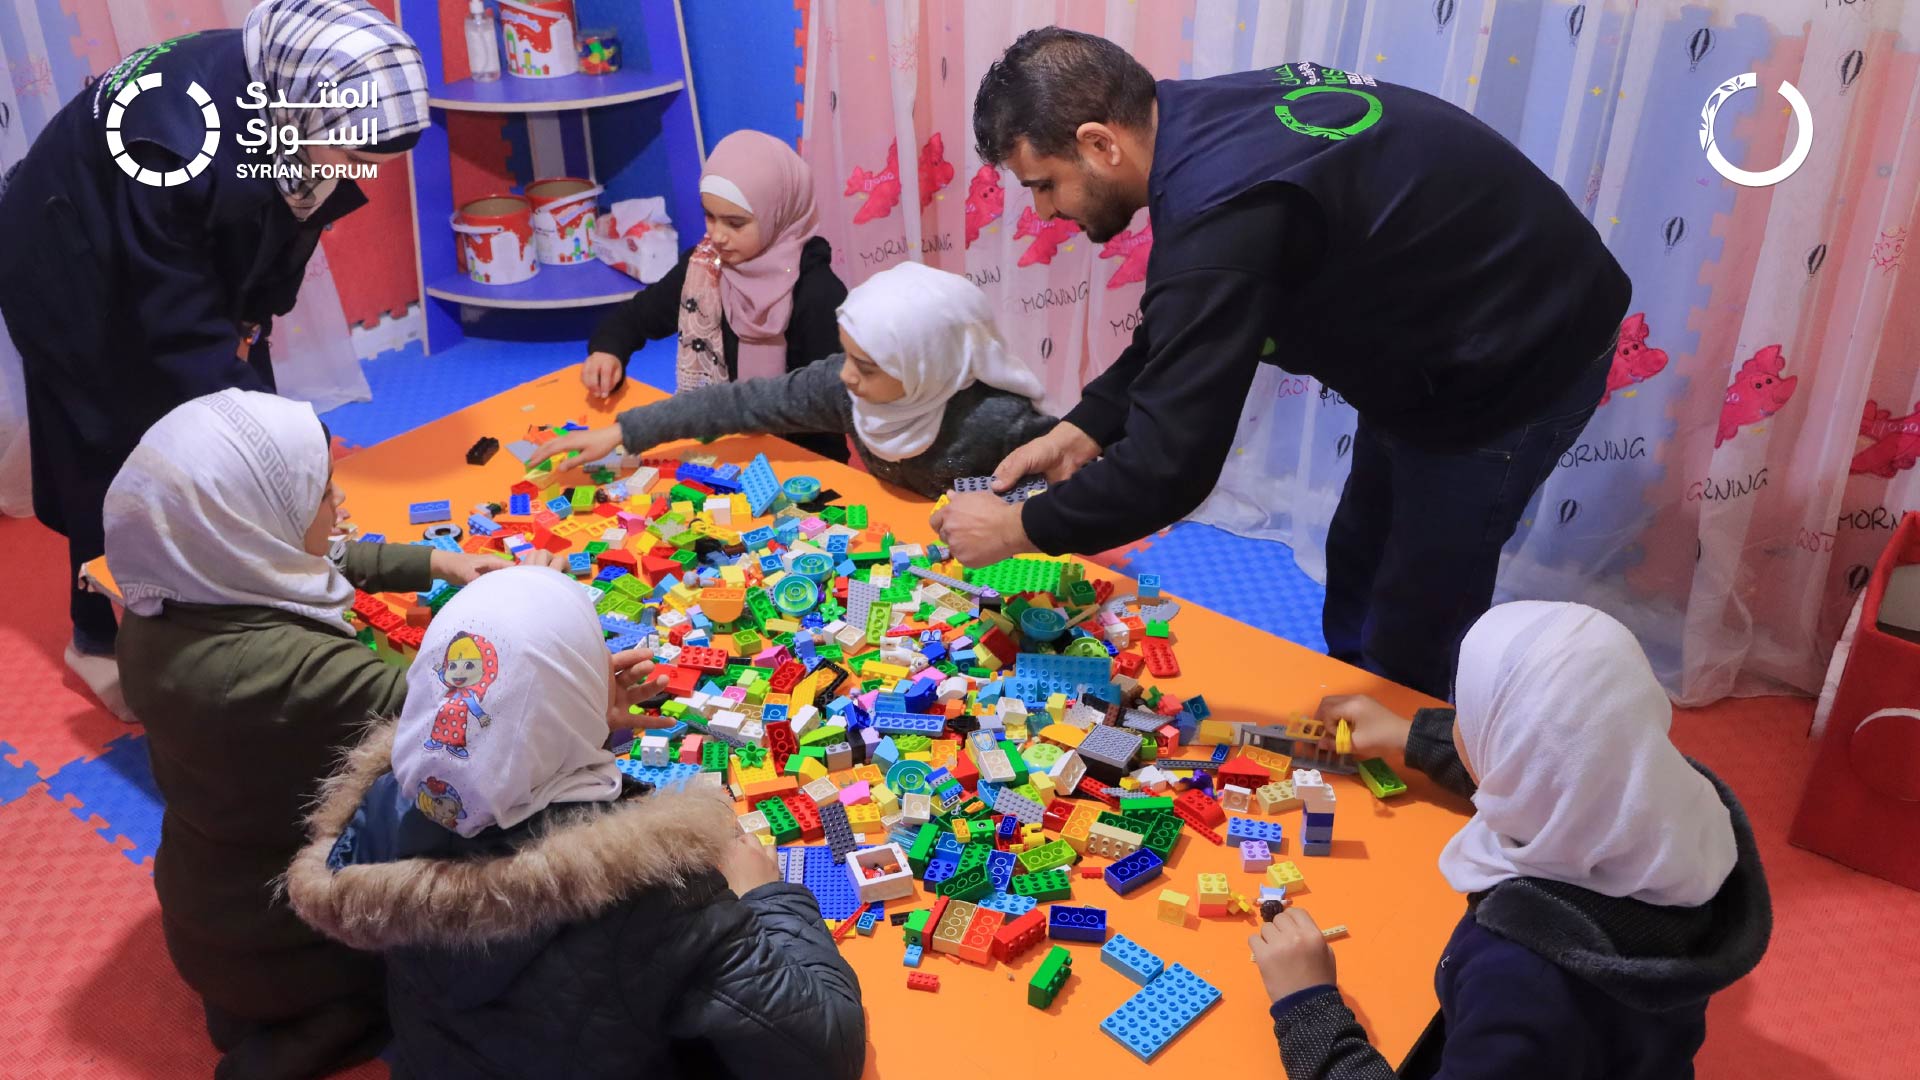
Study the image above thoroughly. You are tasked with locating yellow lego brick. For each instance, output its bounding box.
[904,751,931,764]
[1119,778,1141,792]
[796,757,828,782]
[541,484,564,501]
[1241,745,1293,774]
[864,661,910,681]
[763,694,791,709]
[1256,780,1301,815]
[1196,872,1229,904]
[1195,719,1237,745]
[1046,693,1067,721]
[873,785,899,817]
[953,820,972,843]
[1157,889,1189,925]
[789,672,827,709]
[764,618,800,635]
[719,563,747,586]
[924,740,958,768]
[847,802,882,832]
[1004,721,1028,741]
[1060,803,1101,854]
[1036,723,1086,749]
[851,764,884,786]
[1031,773,1056,803]
[671,500,695,517]
[933,493,951,511]
[1268,862,1306,892]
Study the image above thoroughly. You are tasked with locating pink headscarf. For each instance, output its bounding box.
[696,130,820,381]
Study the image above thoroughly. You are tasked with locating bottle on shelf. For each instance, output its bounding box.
[465,0,501,82]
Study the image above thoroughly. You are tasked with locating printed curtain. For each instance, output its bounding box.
[801,0,1920,705]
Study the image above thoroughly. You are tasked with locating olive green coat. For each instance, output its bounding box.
[117,542,431,1024]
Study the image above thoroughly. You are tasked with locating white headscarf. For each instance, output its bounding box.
[836,262,1045,462]
[104,389,355,633]
[1438,601,1738,907]
[390,566,622,838]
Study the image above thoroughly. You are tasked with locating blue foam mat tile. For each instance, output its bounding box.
[41,733,165,867]
[1113,521,1327,653]
[0,741,47,806]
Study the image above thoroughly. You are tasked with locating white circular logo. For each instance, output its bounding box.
[1699,72,1812,188]
[104,71,220,187]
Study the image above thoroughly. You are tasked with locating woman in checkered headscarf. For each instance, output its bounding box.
[0,0,426,737]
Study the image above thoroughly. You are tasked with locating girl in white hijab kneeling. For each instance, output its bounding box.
[1252,601,1771,1080]
[286,566,866,1080]
[530,261,1057,499]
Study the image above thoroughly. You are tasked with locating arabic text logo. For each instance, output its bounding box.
[1699,72,1812,188]
[105,72,219,188]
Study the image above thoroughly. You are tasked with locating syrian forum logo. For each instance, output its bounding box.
[106,69,384,189]
[105,72,219,188]
[1699,72,1813,188]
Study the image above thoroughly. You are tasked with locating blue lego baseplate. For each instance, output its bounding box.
[793,843,863,920]
[613,759,702,788]
[742,453,781,516]
[1100,963,1222,1061]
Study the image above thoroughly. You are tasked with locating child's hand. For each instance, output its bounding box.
[719,832,779,895]
[429,550,513,586]
[1250,907,1339,1005]
[516,549,567,571]
[1315,694,1412,764]
[608,647,672,730]
[582,352,625,397]
[526,426,623,470]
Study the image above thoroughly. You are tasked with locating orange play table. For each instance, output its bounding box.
[92,369,1473,1077]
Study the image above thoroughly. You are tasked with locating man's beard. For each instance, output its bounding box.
[1076,166,1135,242]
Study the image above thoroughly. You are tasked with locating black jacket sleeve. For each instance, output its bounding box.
[1063,320,1150,447]
[784,245,848,373]
[122,180,272,402]
[1406,708,1478,800]
[663,882,866,1080]
[1020,191,1307,555]
[588,247,691,368]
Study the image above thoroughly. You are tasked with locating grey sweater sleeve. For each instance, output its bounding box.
[1406,708,1477,800]
[616,354,853,455]
[1272,987,1398,1080]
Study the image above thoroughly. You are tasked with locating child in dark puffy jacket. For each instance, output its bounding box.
[1253,601,1770,1080]
[284,566,865,1080]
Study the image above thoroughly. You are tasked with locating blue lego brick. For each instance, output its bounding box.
[1226,817,1285,846]
[903,943,924,967]
[800,843,863,920]
[856,905,881,935]
[568,552,593,575]
[613,759,703,788]
[826,533,849,554]
[976,890,1039,918]
[1100,933,1165,985]
[1136,573,1161,598]
[467,514,501,536]
[742,526,775,550]
[1182,694,1211,721]
[986,849,1016,892]
[1048,904,1108,943]
[40,733,165,867]
[408,500,452,524]
[874,711,944,736]
[1303,810,1335,826]
[742,453,781,516]
[508,492,532,515]
[357,533,386,544]
[605,633,644,652]
[1103,848,1164,896]
[921,858,958,887]
[1100,962,1222,1061]
[546,496,574,519]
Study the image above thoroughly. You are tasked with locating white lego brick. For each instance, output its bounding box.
[1048,750,1087,795]
[738,810,771,836]
[846,842,916,903]
[902,791,933,825]
[803,776,840,806]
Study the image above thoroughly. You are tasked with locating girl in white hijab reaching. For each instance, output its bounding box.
[105,389,527,1077]
[1251,601,1771,1080]
[529,261,1057,499]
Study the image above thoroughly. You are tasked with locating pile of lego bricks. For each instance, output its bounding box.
[345,428,1407,1062]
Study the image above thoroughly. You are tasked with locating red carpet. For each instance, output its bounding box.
[2,512,1914,1077]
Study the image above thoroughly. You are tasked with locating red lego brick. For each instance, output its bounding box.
[925,897,949,934]
[1175,789,1226,829]
[661,665,702,697]
[1113,651,1145,678]
[1093,579,1115,604]
[907,973,940,992]
[767,720,798,772]
[1217,758,1271,791]
[596,548,637,571]
[678,646,730,672]
[1076,777,1119,809]
[950,749,979,791]
[1077,865,1105,878]
[510,480,538,497]
[780,791,823,840]
[1042,800,1075,833]
[769,660,806,693]
[1141,638,1180,678]
[989,907,1046,962]
[979,627,1018,664]
[642,555,682,583]
[957,908,1003,965]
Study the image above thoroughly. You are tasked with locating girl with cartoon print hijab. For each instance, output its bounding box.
[424,631,498,757]
[287,566,867,1080]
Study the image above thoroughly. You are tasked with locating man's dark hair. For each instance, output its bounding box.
[973,27,1157,165]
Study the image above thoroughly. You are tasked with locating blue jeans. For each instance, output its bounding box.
[1322,342,1613,700]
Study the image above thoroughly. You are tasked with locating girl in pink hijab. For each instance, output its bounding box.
[582,131,848,411]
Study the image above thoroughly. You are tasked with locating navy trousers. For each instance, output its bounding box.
[1322,339,1613,701]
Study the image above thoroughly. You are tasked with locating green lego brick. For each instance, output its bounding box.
[956,844,989,873]
[848,505,868,528]
[894,734,932,753]
[1027,946,1072,1008]
[998,741,1029,784]
[1010,870,1072,901]
[699,741,729,772]
[1015,839,1076,874]
[668,483,707,509]
[1118,796,1174,812]
[1357,757,1408,799]
[865,602,891,645]
[583,541,608,555]
[903,908,931,947]
[799,723,847,748]
[936,864,992,901]
[964,557,1066,598]
[1067,580,1098,606]
[908,823,939,876]
[756,798,800,843]
[820,506,846,525]
[1139,815,1184,859]
[731,630,762,654]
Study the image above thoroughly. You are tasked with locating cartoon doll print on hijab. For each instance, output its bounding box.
[424,632,499,758]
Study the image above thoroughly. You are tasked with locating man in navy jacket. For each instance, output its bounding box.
[934,28,1630,700]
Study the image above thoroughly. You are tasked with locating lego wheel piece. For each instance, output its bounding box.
[423,523,464,542]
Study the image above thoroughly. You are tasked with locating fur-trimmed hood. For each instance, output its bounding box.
[285,717,742,952]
